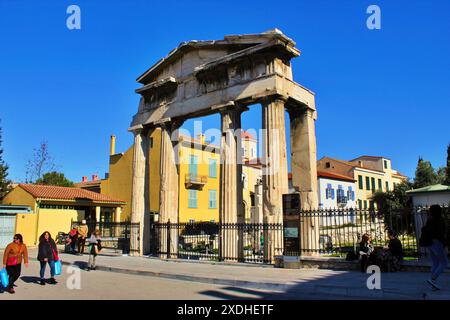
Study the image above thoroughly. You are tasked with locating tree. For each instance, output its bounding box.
[35,171,74,187]
[0,120,12,199]
[437,166,447,185]
[445,143,450,185]
[414,157,437,188]
[25,141,56,183]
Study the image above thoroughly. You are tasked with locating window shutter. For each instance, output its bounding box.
[331,188,335,200]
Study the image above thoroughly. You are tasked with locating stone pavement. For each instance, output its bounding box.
[25,248,450,300]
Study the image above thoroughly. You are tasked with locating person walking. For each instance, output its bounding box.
[68,227,78,254]
[421,205,448,290]
[37,231,59,285]
[77,220,89,255]
[2,234,29,294]
[87,229,102,271]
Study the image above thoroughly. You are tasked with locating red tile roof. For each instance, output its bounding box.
[288,171,355,182]
[19,184,125,204]
[241,131,256,140]
[317,170,356,182]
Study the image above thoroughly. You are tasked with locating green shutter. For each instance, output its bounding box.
[366,176,371,190]
[371,177,376,193]
[209,190,217,209]
[209,159,217,178]
[188,190,198,208]
[358,175,364,189]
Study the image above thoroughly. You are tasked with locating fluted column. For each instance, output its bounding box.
[289,106,319,255]
[130,128,149,255]
[159,122,181,258]
[219,108,242,261]
[261,96,289,262]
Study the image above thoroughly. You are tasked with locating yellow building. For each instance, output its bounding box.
[317,156,408,209]
[1,184,125,245]
[96,130,262,223]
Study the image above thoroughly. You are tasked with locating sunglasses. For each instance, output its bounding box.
[13,238,19,240]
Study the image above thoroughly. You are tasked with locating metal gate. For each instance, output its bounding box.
[0,214,16,248]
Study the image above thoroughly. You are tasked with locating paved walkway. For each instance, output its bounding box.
[24,247,450,300]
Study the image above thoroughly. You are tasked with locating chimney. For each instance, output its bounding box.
[110,135,116,156]
[92,174,98,181]
[82,176,88,182]
[197,134,205,145]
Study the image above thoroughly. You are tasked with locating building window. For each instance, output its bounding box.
[208,159,217,178]
[326,162,331,168]
[208,190,217,209]
[250,193,255,207]
[364,200,368,209]
[371,177,376,193]
[366,176,371,190]
[189,155,198,176]
[358,175,363,189]
[347,186,355,201]
[188,190,198,208]
[358,199,362,209]
[325,184,335,200]
[378,179,382,191]
[337,185,347,204]
[384,160,388,169]
[386,181,390,191]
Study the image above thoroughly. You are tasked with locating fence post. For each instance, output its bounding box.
[167,220,171,259]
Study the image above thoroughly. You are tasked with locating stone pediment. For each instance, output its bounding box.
[130,29,315,130]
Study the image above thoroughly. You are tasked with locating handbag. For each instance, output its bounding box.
[54,260,62,276]
[0,268,8,288]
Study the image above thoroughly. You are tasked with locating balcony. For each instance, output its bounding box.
[185,173,208,190]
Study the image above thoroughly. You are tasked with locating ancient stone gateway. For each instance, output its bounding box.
[129,29,319,260]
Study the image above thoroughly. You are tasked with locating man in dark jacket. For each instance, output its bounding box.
[37,231,59,286]
[423,205,448,290]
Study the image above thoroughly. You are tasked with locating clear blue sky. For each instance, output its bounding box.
[1,0,449,183]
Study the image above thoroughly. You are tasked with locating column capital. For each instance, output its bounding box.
[260,94,289,106]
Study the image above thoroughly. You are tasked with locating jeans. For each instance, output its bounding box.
[6,264,21,289]
[428,239,449,280]
[39,260,55,279]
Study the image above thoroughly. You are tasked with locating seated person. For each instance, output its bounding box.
[383,230,403,272]
[359,233,374,272]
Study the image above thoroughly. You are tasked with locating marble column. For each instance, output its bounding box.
[159,122,181,258]
[261,96,289,263]
[130,128,149,255]
[219,108,242,261]
[288,106,319,255]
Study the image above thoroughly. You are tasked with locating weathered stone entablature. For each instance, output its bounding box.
[131,29,316,130]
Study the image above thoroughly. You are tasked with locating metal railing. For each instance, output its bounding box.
[149,221,283,264]
[71,221,140,253]
[185,173,208,185]
[285,206,450,259]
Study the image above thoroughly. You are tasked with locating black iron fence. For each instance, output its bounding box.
[71,221,140,253]
[149,221,283,264]
[285,206,450,259]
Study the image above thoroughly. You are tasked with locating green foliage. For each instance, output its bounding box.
[35,171,74,187]
[414,158,437,188]
[446,143,450,185]
[0,120,12,200]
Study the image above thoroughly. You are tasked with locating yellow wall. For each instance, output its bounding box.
[2,186,38,245]
[36,208,84,243]
[242,165,262,222]
[178,140,220,223]
[354,168,390,209]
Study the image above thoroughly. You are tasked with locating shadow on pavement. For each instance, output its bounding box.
[20,276,42,284]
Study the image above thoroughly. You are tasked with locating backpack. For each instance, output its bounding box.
[419,225,433,247]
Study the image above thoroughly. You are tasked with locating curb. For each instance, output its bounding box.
[58,260,294,291]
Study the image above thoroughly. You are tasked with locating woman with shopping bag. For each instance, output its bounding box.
[2,234,29,294]
[37,231,59,286]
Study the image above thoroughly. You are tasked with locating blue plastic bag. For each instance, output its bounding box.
[54,260,62,276]
[0,268,8,288]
